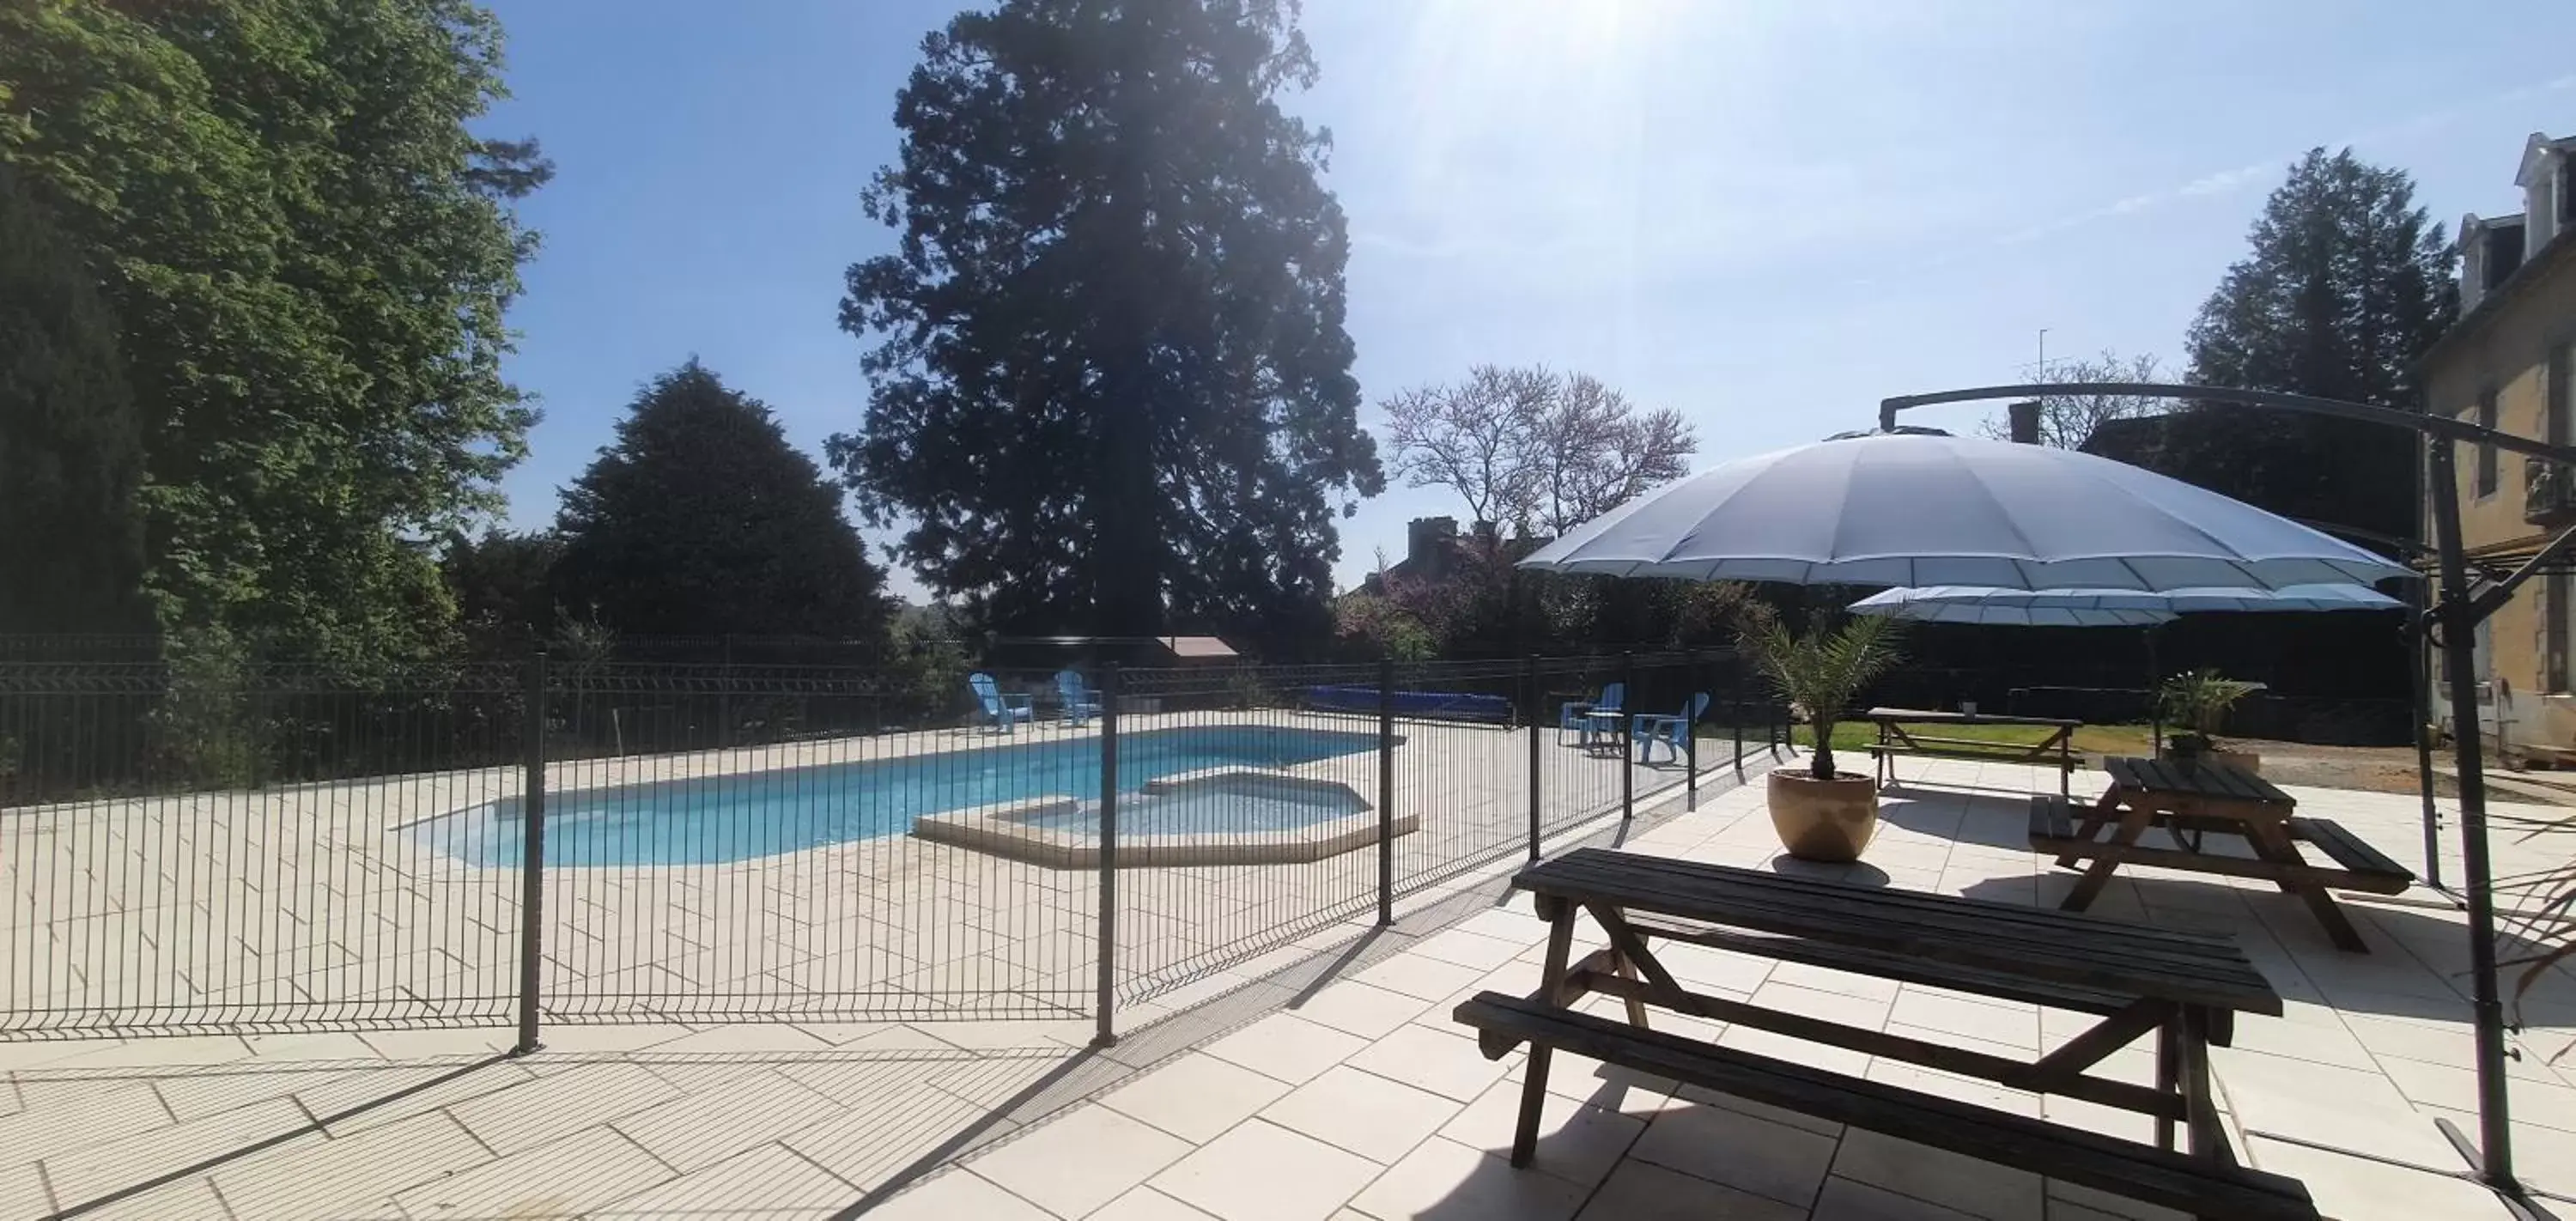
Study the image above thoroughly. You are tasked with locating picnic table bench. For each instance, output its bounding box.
[1454,848,2317,1221]
[2033,756,2415,953]
[1865,707,2083,796]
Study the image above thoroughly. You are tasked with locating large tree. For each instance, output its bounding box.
[0,0,549,662]
[555,361,890,641]
[2151,148,2452,543]
[0,162,147,635]
[1382,364,1696,536]
[832,0,1382,648]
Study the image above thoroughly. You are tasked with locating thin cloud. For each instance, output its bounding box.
[1990,72,2576,250]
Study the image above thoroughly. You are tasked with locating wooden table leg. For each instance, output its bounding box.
[2247,818,2369,952]
[2055,787,2123,870]
[2061,802,2153,911]
[1613,950,1650,1030]
[2178,1006,2233,1165]
[2154,1017,2180,1152]
[1511,896,1578,1168]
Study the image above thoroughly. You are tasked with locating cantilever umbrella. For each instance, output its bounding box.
[1518,429,2414,592]
[1848,582,2406,743]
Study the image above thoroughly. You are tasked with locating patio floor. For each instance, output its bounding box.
[3,752,2570,1219]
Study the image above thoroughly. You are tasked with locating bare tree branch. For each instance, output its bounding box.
[1981,349,2167,449]
[1381,365,1698,536]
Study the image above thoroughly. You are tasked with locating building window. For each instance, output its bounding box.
[2476,388,2499,498]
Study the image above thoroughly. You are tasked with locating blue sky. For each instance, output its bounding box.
[481,0,2576,603]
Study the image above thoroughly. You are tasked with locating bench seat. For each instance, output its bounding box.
[1455,991,2318,1221]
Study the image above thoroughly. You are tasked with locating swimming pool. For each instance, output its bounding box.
[415,725,1379,866]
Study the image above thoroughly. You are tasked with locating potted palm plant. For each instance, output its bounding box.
[1741,607,1905,862]
[2157,669,2264,774]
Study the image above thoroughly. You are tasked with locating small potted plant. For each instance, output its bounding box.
[1741,606,1905,862]
[2157,669,2264,774]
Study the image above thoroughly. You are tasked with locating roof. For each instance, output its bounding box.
[2076,413,2173,465]
[2423,221,2576,368]
[1160,635,1238,659]
[2515,131,2576,187]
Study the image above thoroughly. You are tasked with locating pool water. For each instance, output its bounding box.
[416,725,1377,866]
[1004,775,1369,839]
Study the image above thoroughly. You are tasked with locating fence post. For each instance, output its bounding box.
[513,649,548,1056]
[1376,656,1394,926]
[1620,651,1636,821]
[1525,653,1542,862]
[1731,656,1746,780]
[1093,664,1121,1048]
[1686,649,1700,810]
[719,632,735,748]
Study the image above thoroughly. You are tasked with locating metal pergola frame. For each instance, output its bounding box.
[1879,381,2576,1218]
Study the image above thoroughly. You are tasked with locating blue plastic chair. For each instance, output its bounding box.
[1055,669,1103,725]
[1559,683,1625,745]
[1633,692,1712,763]
[969,672,1034,733]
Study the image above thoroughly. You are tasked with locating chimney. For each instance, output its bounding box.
[2007,400,2041,445]
[1405,516,1457,563]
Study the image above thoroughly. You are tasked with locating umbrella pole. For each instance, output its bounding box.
[2145,626,2161,752]
[2425,438,2518,1194]
[2407,580,2442,892]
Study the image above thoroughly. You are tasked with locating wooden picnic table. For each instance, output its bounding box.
[2032,756,2415,954]
[1866,706,2082,796]
[1453,850,2314,1219]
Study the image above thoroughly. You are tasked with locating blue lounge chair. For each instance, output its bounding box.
[1055,669,1103,725]
[1559,683,1625,745]
[969,672,1034,733]
[1633,692,1712,764]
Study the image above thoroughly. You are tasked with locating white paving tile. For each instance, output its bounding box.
[1205,1013,1373,1086]
[1626,1097,1838,1210]
[1090,1184,1225,1220]
[1151,1119,1382,1221]
[591,1142,858,1218]
[210,1110,486,1220]
[1343,1135,1589,1221]
[1346,1024,1514,1103]
[1290,981,1435,1040]
[860,1169,1056,1219]
[1828,1129,2044,1220]
[1437,1079,1645,1188]
[446,1059,683,1155]
[969,1103,1194,1218]
[1809,1175,1985,1220]
[390,1126,676,1218]
[1577,1157,1806,1220]
[1101,1052,1294,1143]
[611,1067,848,1173]
[1261,1064,1462,1163]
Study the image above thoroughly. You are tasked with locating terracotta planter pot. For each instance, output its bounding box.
[1767,768,1879,863]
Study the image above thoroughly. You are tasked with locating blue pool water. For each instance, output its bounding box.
[1005,775,1369,839]
[416,725,1377,866]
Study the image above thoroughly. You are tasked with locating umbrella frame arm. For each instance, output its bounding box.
[1880,381,2576,468]
[1880,379,2538,1211]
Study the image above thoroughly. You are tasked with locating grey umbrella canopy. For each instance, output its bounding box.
[1845,593,2177,628]
[1516,431,2413,591]
[1848,583,2403,623]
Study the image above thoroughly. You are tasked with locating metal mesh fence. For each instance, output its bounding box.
[3,652,1780,1040]
[2,662,526,1036]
